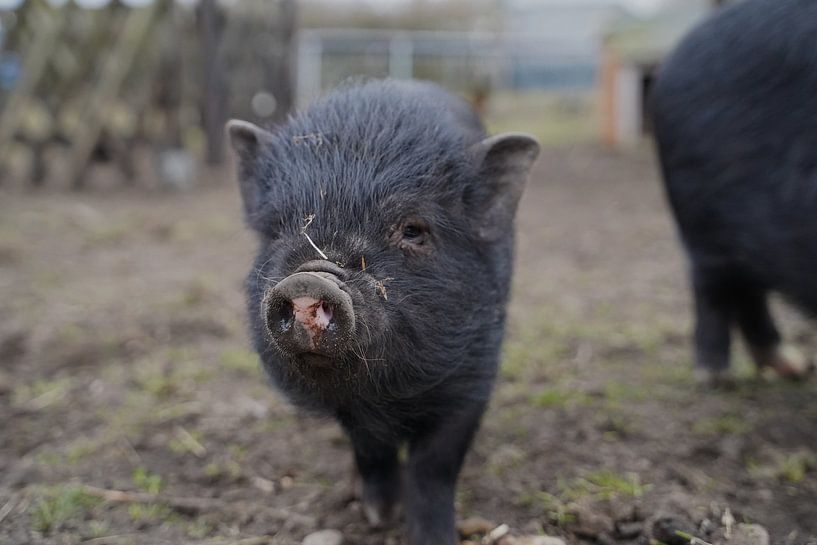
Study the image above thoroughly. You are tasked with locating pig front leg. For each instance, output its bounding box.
[405,402,485,545]
[691,267,734,385]
[346,427,401,527]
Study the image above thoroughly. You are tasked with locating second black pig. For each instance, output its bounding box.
[652,0,816,384]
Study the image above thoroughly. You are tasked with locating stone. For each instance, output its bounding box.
[457,516,497,537]
[650,516,698,545]
[615,520,644,539]
[302,529,343,545]
[571,509,614,538]
[519,536,567,545]
[497,536,566,545]
[712,524,770,545]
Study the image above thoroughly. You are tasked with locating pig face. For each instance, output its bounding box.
[227,81,539,404]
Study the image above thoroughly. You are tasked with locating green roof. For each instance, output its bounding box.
[603,3,711,64]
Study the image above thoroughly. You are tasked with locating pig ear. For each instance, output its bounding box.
[225,119,275,218]
[469,133,540,241]
[226,119,274,161]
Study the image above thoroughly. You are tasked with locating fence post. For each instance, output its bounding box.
[388,33,413,80]
[199,0,227,166]
[296,31,322,108]
[270,0,296,124]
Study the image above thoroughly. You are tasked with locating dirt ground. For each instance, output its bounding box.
[1,144,816,545]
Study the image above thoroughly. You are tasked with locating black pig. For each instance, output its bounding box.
[226,79,539,544]
[652,0,816,383]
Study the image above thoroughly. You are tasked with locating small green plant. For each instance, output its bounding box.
[517,491,576,526]
[134,371,176,400]
[501,332,570,380]
[132,467,164,495]
[674,530,714,545]
[128,503,172,525]
[85,520,110,539]
[776,452,816,483]
[563,470,650,501]
[531,388,588,408]
[67,440,101,465]
[228,444,248,461]
[31,487,98,534]
[596,413,638,441]
[186,517,214,539]
[203,460,242,481]
[35,450,63,466]
[168,427,206,457]
[487,445,526,477]
[602,380,647,404]
[538,491,577,526]
[218,347,260,374]
[12,377,73,410]
[692,414,751,436]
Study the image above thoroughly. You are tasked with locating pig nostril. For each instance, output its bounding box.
[277,301,294,330]
[316,301,333,328]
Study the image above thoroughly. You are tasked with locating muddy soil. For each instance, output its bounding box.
[1,145,815,545]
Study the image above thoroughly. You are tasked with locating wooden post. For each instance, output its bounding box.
[271,0,296,125]
[258,0,297,125]
[66,3,162,189]
[198,0,228,165]
[0,6,64,184]
[599,48,618,150]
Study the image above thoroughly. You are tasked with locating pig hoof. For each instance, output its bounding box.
[362,498,397,528]
[759,345,813,380]
[694,368,736,389]
[363,501,384,528]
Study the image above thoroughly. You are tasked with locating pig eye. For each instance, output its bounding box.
[392,218,431,253]
[402,225,424,242]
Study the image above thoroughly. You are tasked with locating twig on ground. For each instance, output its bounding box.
[0,495,18,524]
[250,475,276,494]
[26,382,69,411]
[118,436,143,467]
[675,530,714,545]
[173,426,207,458]
[81,535,170,545]
[722,507,735,539]
[82,485,213,515]
[206,537,275,545]
[483,524,509,544]
[80,485,315,527]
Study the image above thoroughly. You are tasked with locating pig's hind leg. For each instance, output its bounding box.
[735,287,811,379]
[693,264,811,383]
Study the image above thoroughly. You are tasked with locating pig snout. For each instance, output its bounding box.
[264,269,355,360]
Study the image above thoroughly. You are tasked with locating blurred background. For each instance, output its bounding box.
[0,0,733,190]
[3,1,816,545]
